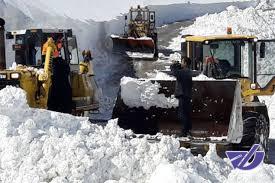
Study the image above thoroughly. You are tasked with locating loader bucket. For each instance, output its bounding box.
[111,35,155,58]
[112,79,239,138]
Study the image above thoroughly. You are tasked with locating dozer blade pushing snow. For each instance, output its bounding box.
[111,36,156,59]
[112,79,241,140]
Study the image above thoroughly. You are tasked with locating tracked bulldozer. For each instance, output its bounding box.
[0,18,99,115]
[111,5,158,59]
[113,31,275,155]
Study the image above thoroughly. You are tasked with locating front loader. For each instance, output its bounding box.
[113,31,275,157]
[111,5,158,59]
[0,18,99,115]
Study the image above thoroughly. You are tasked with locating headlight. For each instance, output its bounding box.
[11,73,20,79]
[0,74,7,79]
[250,83,257,90]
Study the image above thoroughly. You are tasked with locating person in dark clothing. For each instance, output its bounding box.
[170,57,193,137]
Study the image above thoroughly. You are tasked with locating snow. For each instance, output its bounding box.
[1,1,275,180]
[0,86,235,182]
[149,71,176,80]
[168,4,275,51]
[193,74,216,80]
[4,0,58,20]
[1,84,275,182]
[226,164,275,182]
[120,74,237,104]
[147,71,217,81]
[120,77,178,109]
[11,0,252,22]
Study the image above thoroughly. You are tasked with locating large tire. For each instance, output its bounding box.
[239,111,269,161]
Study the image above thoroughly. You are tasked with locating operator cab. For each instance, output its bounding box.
[181,34,260,80]
[6,29,79,67]
[126,5,156,38]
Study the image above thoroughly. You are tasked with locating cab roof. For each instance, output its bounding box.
[184,34,257,42]
[130,6,150,12]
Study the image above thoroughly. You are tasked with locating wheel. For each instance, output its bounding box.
[239,111,270,161]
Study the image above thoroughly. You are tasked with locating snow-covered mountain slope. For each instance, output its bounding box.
[150,1,253,25]
[3,0,58,20]
[14,0,252,21]
[0,86,275,183]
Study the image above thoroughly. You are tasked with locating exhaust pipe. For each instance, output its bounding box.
[0,18,6,70]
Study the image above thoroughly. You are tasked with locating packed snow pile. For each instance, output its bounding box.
[193,74,216,81]
[1,86,275,183]
[168,4,275,51]
[147,71,176,80]
[120,77,178,109]
[147,71,216,81]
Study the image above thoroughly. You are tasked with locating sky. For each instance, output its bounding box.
[43,0,251,21]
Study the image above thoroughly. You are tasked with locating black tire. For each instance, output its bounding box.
[239,111,269,161]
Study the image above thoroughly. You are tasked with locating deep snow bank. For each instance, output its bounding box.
[168,5,275,50]
[1,86,275,182]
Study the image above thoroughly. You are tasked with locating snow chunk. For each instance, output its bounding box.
[0,86,28,108]
[193,74,216,81]
[120,77,178,109]
[148,71,176,81]
[169,52,182,62]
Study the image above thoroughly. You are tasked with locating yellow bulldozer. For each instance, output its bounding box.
[113,29,275,157]
[0,18,99,115]
[111,5,158,59]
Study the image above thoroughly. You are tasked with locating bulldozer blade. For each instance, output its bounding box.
[112,80,238,137]
[111,35,155,58]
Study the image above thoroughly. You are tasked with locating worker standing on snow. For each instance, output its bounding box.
[170,57,193,137]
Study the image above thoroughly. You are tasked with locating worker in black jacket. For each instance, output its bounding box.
[170,56,193,137]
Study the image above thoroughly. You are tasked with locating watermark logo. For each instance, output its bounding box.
[226,144,265,170]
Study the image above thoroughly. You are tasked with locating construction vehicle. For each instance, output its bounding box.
[113,29,275,156]
[0,18,99,115]
[111,5,158,59]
